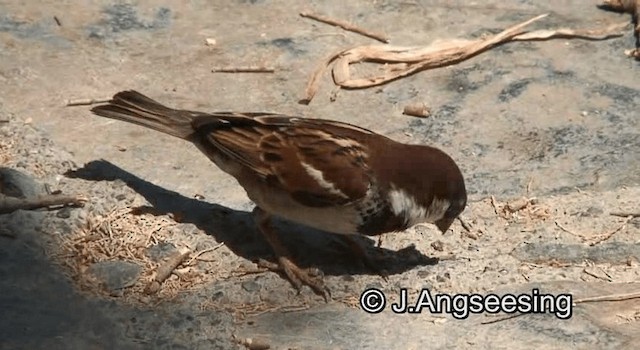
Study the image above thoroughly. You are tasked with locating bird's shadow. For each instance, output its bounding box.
[65,160,439,277]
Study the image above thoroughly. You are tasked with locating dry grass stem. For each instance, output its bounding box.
[555,216,633,245]
[211,66,275,73]
[300,11,389,43]
[0,193,88,214]
[574,291,640,304]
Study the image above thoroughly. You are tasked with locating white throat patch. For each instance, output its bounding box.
[388,185,450,227]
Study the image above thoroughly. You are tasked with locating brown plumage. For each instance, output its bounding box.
[91,90,467,300]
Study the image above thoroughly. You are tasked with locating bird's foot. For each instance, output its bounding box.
[257,258,331,302]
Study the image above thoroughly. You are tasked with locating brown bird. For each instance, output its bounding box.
[90,90,467,300]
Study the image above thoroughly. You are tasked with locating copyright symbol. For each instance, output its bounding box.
[360,288,386,313]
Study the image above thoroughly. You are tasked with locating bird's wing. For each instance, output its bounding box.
[192,114,376,207]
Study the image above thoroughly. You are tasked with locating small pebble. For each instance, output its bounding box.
[241,280,261,293]
[417,270,430,278]
[436,275,448,283]
[431,240,444,252]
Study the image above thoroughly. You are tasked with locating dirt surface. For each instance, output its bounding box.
[1,1,639,349]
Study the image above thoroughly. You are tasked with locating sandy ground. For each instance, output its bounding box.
[1,1,639,349]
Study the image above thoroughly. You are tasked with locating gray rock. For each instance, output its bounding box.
[146,242,178,262]
[241,280,261,293]
[86,260,142,293]
[0,167,46,198]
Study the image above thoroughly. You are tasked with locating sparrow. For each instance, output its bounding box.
[90,90,467,300]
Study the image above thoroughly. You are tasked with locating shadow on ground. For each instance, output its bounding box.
[66,159,440,278]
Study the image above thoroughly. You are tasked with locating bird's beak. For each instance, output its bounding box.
[435,217,455,234]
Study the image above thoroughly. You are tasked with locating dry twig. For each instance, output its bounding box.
[0,193,88,214]
[582,267,613,282]
[301,14,626,103]
[526,178,534,195]
[555,216,632,246]
[574,291,640,304]
[490,196,500,215]
[481,313,525,325]
[231,334,271,350]
[610,211,640,218]
[186,242,225,266]
[145,248,191,294]
[403,102,431,118]
[554,221,583,238]
[300,11,389,43]
[66,98,111,106]
[483,290,640,325]
[212,66,275,73]
[587,216,633,246]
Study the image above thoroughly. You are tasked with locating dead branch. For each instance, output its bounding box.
[0,193,88,214]
[302,14,626,102]
[145,247,191,294]
[211,66,275,73]
[300,11,389,43]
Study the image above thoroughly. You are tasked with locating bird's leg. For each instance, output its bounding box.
[253,207,331,301]
[338,235,389,281]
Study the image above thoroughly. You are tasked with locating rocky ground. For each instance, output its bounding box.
[1,1,639,349]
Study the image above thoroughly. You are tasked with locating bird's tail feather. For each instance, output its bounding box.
[91,90,195,139]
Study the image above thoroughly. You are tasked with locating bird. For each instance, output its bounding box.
[90,90,467,300]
